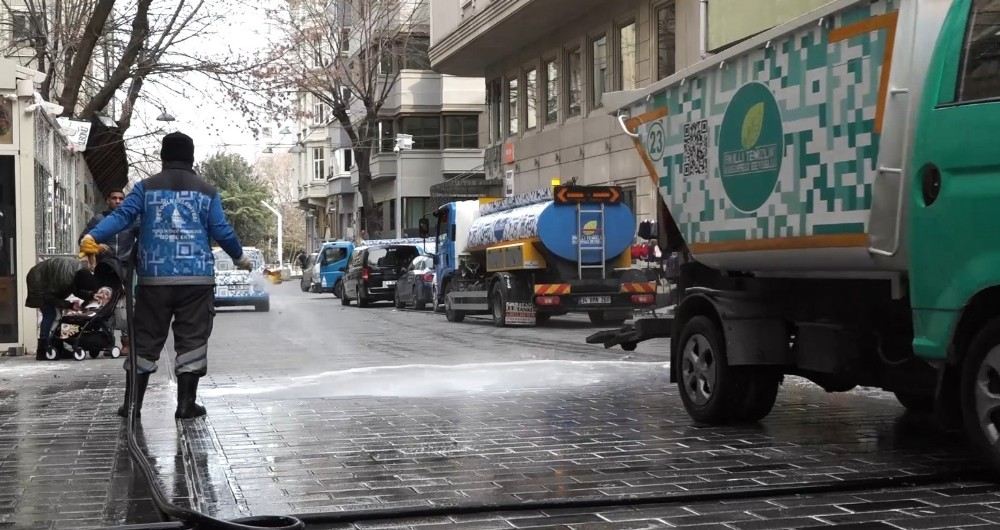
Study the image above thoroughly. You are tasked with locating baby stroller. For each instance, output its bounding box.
[43,259,125,361]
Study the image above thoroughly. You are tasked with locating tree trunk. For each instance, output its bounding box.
[353,146,381,239]
[58,0,115,117]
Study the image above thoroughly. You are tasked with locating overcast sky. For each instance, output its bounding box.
[127,0,297,172]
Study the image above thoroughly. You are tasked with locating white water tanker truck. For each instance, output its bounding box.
[432,187,658,326]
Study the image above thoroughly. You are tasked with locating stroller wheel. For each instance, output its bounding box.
[110,347,122,359]
[44,348,58,361]
[88,350,100,359]
[72,349,87,361]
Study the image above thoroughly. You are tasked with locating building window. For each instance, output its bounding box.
[404,36,431,70]
[506,77,519,136]
[544,59,558,124]
[312,98,327,125]
[378,49,395,75]
[592,34,608,109]
[405,197,431,232]
[621,185,637,215]
[400,116,441,149]
[445,115,479,148]
[313,148,326,180]
[341,28,351,52]
[389,199,396,231]
[567,47,582,117]
[618,22,637,90]
[342,149,353,171]
[379,120,394,152]
[957,0,1000,102]
[525,68,538,130]
[10,11,30,45]
[656,2,677,80]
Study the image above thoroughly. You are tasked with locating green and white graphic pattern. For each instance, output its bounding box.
[639,0,897,245]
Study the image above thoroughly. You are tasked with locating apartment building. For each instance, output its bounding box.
[428,0,833,222]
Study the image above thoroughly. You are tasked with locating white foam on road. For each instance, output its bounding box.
[201,359,669,399]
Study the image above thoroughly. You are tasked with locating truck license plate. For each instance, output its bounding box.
[579,296,611,305]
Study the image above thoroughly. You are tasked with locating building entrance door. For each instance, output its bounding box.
[0,156,17,343]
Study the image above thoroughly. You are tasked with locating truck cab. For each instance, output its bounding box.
[432,200,481,310]
[316,241,354,298]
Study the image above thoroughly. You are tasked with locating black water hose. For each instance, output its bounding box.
[120,259,304,530]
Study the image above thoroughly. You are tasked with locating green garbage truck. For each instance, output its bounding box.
[603,0,1000,467]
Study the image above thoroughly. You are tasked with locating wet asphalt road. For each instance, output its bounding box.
[1,281,999,529]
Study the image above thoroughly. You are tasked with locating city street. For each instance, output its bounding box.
[1,282,997,529]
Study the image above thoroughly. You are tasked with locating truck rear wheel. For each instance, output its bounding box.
[677,315,778,425]
[444,282,465,323]
[960,318,1000,471]
[491,282,507,327]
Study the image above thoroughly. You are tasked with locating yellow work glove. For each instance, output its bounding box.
[79,235,100,257]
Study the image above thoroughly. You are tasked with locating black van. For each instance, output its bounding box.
[341,244,422,307]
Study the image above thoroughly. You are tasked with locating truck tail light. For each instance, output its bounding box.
[422,272,434,283]
[536,295,561,306]
[631,294,655,305]
[361,267,370,281]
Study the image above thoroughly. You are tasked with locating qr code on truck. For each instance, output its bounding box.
[682,120,708,176]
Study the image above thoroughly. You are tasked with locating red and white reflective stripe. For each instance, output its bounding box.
[533,284,571,295]
[621,282,656,294]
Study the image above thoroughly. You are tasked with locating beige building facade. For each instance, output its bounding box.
[429,0,838,221]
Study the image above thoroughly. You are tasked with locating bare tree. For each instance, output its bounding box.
[0,0,259,131]
[255,152,305,262]
[249,0,429,235]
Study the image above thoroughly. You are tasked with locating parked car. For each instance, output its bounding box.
[299,252,319,292]
[213,247,269,312]
[394,255,435,310]
[316,241,354,297]
[341,244,422,307]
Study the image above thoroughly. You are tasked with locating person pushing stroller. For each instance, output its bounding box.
[25,256,100,360]
[80,132,251,419]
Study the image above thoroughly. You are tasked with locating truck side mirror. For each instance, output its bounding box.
[418,218,430,238]
[638,220,657,240]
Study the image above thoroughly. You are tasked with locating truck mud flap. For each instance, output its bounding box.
[586,318,674,351]
[505,302,536,326]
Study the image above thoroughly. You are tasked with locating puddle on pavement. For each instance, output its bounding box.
[201,360,669,399]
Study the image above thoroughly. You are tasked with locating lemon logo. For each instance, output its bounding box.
[582,220,599,236]
[741,102,764,150]
[718,82,784,213]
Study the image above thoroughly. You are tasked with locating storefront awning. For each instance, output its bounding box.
[83,117,128,195]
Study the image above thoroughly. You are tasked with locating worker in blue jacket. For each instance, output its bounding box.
[80,132,251,419]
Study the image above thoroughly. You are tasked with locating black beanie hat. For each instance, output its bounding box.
[161,132,195,164]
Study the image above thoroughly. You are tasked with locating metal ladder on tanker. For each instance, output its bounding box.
[577,202,607,280]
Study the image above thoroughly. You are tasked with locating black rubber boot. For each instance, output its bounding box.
[35,339,48,361]
[175,374,206,419]
[117,372,149,418]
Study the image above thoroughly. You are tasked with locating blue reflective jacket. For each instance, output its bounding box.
[88,162,243,285]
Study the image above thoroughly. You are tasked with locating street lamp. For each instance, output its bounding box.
[393,133,413,239]
[260,201,283,268]
[155,108,176,122]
